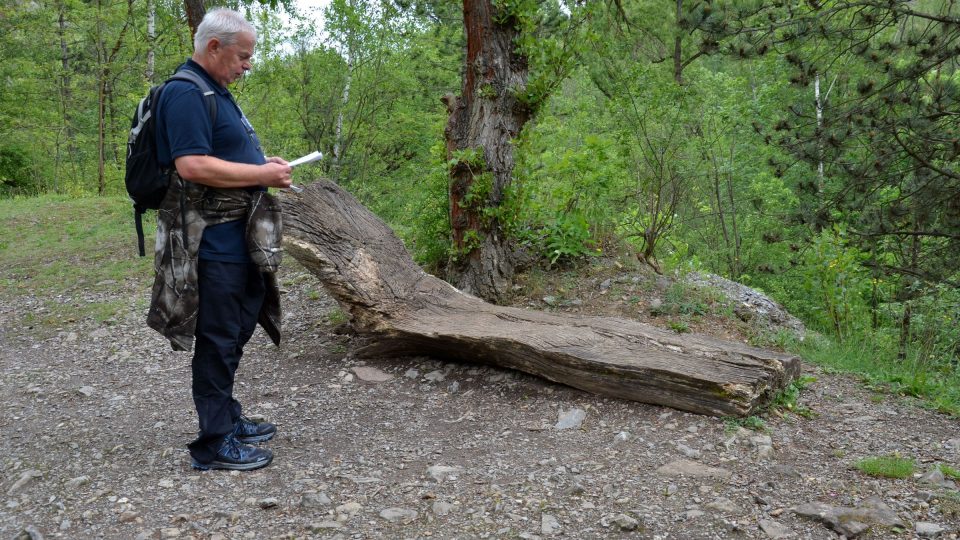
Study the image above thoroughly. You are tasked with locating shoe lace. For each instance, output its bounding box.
[221,435,243,459]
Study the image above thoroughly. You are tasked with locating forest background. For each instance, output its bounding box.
[1,0,959,414]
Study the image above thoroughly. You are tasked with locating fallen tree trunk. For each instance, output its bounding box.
[280,181,801,417]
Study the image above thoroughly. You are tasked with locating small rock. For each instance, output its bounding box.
[750,434,773,447]
[66,475,90,489]
[919,468,957,489]
[301,491,332,507]
[351,366,393,382]
[380,507,418,524]
[160,529,180,539]
[432,501,455,516]
[7,470,42,495]
[599,279,612,290]
[258,497,279,509]
[613,513,639,531]
[758,518,794,539]
[77,386,95,397]
[427,465,462,482]
[676,443,701,459]
[705,497,738,514]
[542,296,558,306]
[757,445,775,459]
[336,501,363,517]
[13,526,43,540]
[656,460,732,480]
[791,497,904,537]
[683,509,705,519]
[555,408,587,430]
[119,511,140,523]
[157,479,174,489]
[541,514,561,535]
[614,431,631,443]
[423,370,446,383]
[404,369,420,379]
[915,522,945,537]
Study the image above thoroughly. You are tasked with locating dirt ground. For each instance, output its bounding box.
[2,262,959,539]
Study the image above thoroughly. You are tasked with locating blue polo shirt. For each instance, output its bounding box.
[156,60,266,263]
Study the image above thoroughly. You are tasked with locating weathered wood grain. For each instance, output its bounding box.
[280,180,801,417]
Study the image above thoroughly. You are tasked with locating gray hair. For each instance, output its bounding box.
[194,8,256,54]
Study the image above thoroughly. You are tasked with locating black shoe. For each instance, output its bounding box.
[234,415,277,444]
[191,434,273,471]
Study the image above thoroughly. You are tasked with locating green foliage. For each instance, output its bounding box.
[667,320,690,334]
[326,308,348,325]
[771,375,817,418]
[0,146,37,196]
[938,463,960,481]
[793,332,960,416]
[543,211,595,265]
[795,226,872,340]
[854,455,915,479]
[724,415,765,433]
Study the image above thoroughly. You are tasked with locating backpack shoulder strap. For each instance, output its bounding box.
[167,70,218,123]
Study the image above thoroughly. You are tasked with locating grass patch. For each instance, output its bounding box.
[789,332,960,417]
[854,455,916,479]
[326,308,348,325]
[938,463,960,480]
[0,195,152,326]
[724,415,766,433]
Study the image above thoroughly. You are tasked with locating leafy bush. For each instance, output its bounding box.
[543,210,596,265]
[0,146,38,197]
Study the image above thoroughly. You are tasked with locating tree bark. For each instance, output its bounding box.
[444,0,531,302]
[56,3,77,192]
[147,0,156,83]
[280,181,801,417]
[183,0,205,39]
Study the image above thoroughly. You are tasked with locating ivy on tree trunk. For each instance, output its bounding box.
[444,0,531,302]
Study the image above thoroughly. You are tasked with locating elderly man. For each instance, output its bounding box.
[148,8,291,471]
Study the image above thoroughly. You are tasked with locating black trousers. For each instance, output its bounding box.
[187,260,265,463]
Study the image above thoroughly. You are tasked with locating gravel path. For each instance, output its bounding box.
[2,265,959,539]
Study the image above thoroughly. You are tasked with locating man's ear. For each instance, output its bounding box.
[207,38,221,55]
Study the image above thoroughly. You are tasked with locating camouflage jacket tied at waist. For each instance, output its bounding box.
[147,173,283,352]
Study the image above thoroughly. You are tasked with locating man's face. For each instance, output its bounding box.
[208,31,255,86]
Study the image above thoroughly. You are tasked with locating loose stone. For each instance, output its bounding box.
[555,408,587,430]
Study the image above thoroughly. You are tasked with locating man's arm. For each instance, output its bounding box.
[175,155,292,189]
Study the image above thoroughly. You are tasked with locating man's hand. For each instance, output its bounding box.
[259,158,291,189]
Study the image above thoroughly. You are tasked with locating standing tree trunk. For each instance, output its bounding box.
[183,0,205,39]
[93,0,133,195]
[333,58,352,182]
[147,0,156,83]
[443,0,531,302]
[56,3,77,193]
